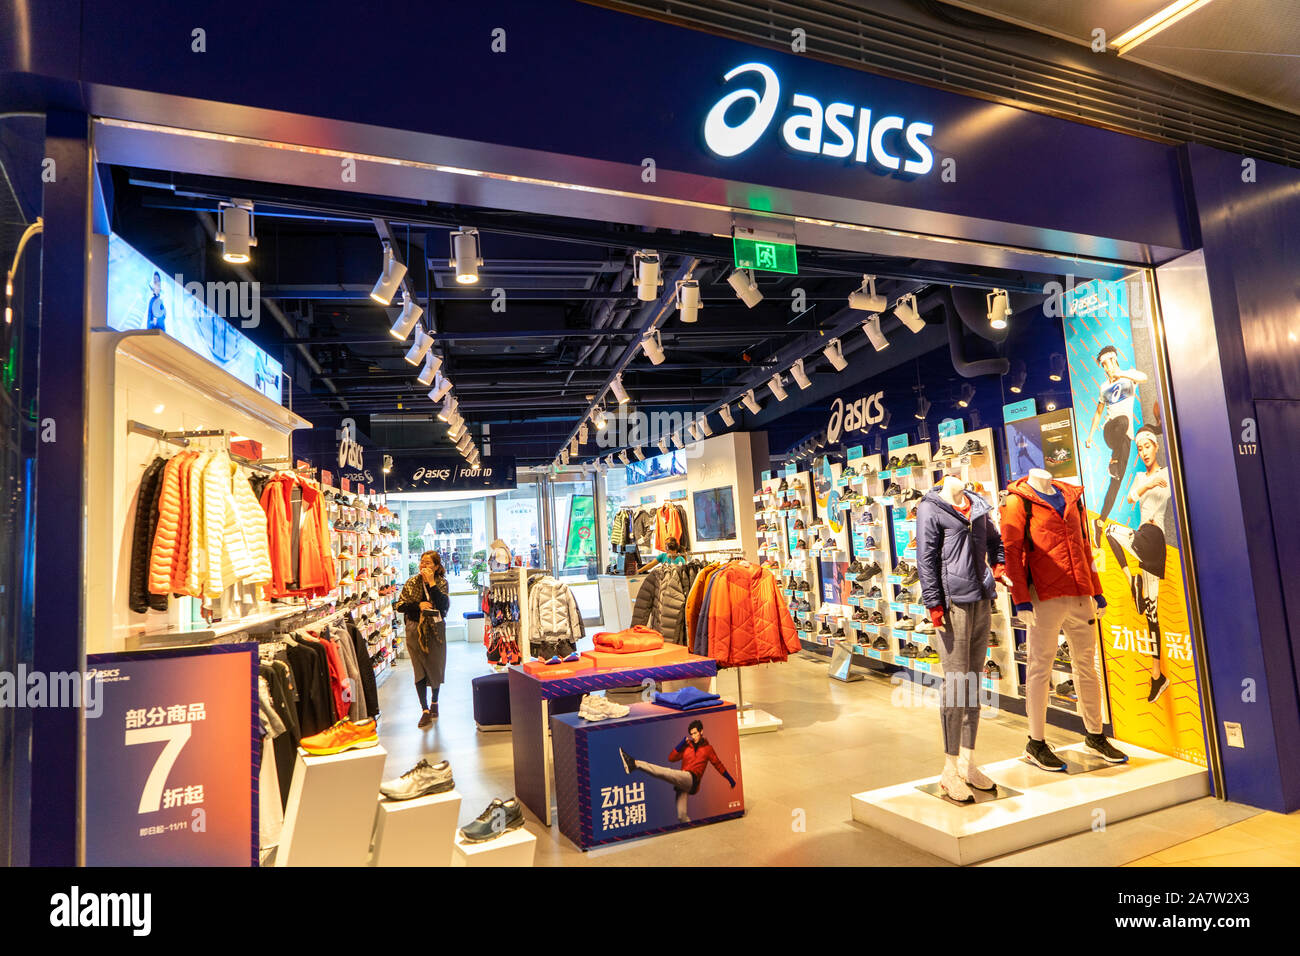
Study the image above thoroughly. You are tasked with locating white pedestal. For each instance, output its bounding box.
[370,789,462,867]
[452,826,537,867]
[850,743,1209,865]
[276,745,387,867]
[737,707,783,735]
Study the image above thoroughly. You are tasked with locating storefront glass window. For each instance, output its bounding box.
[549,477,601,620]
[389,494,488,625]
[495,483,542,571]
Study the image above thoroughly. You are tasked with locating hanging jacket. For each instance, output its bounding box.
[673,503,691,551]
[611,509,629,548]
[202,451,256,597]
[527,575,585,644]
[231,468,273,586]
[185,451,214,597]
[1000,478,1101,605]
[168,450,199,594]
[916,489,1004,609]
[129,457,169,613]
[632,508,656,553]
[654,502,684,551]
[703,561,799,666]
[684,562,722,648]
[631,564,689,645]
[144,455,183,598]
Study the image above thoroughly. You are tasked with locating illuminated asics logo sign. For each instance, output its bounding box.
[703,62,935,174]
[827,393,887,445]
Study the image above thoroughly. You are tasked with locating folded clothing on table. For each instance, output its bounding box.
[654,686,722,711]
[592,625,664,654]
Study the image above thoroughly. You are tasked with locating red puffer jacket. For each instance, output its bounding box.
[706,562,799,666]
[1000,478,1101,605]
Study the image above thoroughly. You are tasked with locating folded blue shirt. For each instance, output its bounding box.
[655,686,721,710]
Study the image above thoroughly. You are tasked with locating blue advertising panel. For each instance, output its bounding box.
[106,233,283,403]
[552,702,743,849]
[627,450,686,486]
[1003,398,1038,423]
[1005,415,1046,481]
[84,645,258,866]
[937,417,965,439]
[820,558,848,605]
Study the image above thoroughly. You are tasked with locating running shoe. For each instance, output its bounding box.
[984,660,1003,680]
[883,482,902,496]
[1147,673,1170,703]
[886,456,902,470]
[1054,679,1077,700]
[937,444,955,459]
[1024,738,1067,772]
[300,718,379,756]
[900,453,922,467]
[380,759,455,800]
[458,798,526,843]
[1084,733,1129,763]
[861,560,882,579]
[960,439,983,455]
[872,636,889,651]
[897,617,916,631]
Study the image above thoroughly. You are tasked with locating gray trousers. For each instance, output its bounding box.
[935,599,991,757]
[1026,594,1104,738]
[635,761,694,823]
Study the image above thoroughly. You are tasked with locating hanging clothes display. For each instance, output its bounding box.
[261,471,337,599]
[687,560,799,667]
[128,456,169,613]
[527,574,585,659]
[654,500,691,551]
[632,507,657,554]
[631,563,691,645]
[483,575,523,665]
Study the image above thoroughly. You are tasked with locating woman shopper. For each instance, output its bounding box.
[396,550,451,728]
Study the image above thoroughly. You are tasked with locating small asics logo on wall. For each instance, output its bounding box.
[827,392,887,444]
[703,62,936,174]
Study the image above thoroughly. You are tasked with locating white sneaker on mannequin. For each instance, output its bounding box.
[940,757,974,803]
[959,747,996,791]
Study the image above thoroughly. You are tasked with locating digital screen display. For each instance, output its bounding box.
[626,449,686,486]
[692,486,736,542]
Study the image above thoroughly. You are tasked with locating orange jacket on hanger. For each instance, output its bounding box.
[655,502,684,551]
[684,563,721,647]
[705,561,799,666]
[147,451,190,595]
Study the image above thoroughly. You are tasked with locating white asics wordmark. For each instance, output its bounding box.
[703,62,936,174]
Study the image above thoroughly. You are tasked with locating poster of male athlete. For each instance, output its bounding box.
[1063,277,1205,766]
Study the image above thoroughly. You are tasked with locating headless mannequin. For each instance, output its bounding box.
[1016,470,1104,627]
[939,474,965,506]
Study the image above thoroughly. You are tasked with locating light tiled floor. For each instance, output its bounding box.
[375,640,1266,866]
[1124,808,1300,867]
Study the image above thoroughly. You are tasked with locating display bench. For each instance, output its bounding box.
[509,654,718,825]
[552,701,744,849]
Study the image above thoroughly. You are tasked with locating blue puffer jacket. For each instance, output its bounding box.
[916,489,1005,609]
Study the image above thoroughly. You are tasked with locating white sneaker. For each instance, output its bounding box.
[960,759,997,792]
[578,694,630,721]
[940,764,975,803]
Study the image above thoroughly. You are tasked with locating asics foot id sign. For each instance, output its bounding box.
[703,62,935,174]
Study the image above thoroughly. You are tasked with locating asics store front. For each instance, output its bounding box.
[4,0,1300,870]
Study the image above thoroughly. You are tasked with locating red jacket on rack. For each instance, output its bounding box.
[705,562,799,666]
[262,474,336,598]
[655,502,684,551]
[999,478,1101,605]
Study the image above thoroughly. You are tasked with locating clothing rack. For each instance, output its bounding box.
[128,419,283,474]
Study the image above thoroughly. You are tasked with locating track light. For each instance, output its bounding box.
[418,352,444,387]
[439,396,459,422]
[633,446,645,461]
[657,438,669,454]
[569,436,579,457]
[789,358,812,391]
[957,383,975,408]
[404,327,434,365]
[848,275,886,313]
[688,422,701,442]
[641,329,666,366]
[768,374,788,402]
[635,250,662,302]
[382,454,393,475]
[217,199,257,264]
[719,404,735,427]
[619,450,630,465]
[670,432,684,449]
[915,394,931,420]
[578,423,589,444]
[390,291,423,339]
[742,389,761,414]
[592,406,609,430]
[610,375,630,405]
[447,419,464,441]
[727,269,763,308]
[823,338,848,371]
[698,415,713,437]
[863,314,889,351]
[456,433,472,453]
[987,289,1011,330]
[1049,353,1066,382]
[894,293,925,333]
[450,228,482,284]
[371,243,408,306]
[879,407,892,430]
[1006,358,1026,394]
[676,279,701,322]
[427,373,453,403]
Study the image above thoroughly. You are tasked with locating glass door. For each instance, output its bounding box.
[548,475,602,622]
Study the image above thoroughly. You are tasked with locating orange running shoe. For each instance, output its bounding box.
[300,718,379,756]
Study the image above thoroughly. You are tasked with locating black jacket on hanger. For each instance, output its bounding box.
[128,456,169,614]
[345,617,381,716]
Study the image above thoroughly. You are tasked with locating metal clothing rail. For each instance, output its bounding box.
[128,419,287,474]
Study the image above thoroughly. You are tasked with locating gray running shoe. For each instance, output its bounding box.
[458,797,526,843]
[380,758,455,800]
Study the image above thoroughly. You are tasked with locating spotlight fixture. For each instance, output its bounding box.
[389,291,423,339]
[370,243,408,305]
[789,358,812,390]
[1049,353,1067,382]
[417,352,444,387]
[382,454,393,475]
[768,374,788,402]
[610,375,631,405]
[727,269,763,308]
[848,275,886,313]
[592,406,609,430]
[427,373,453,403]
[879,407,892,430]
[1045,396,1058,412]
[741,389,761,414]
[619,450,630,465]
[676,279,702,322]
[915,394,931,420]
[438,396,459,422]
[634,250,662,302]
[404,328,434,365]
[633,446,645,461]
[447,419,464,441]
[568,436,579,457]
[823,338,848,371]
[894,293,925,334]
[578,423,589,444]
[986,289,1011,330]
[449,228,482,284]
[216,199,257,264]
[641,329,666,365]
[1006,358,1026,394]
[657,437,669,454]
[688,421,701,442]
[957,383,975,408]
[605,455,616,469]
[862,314,889,351]
[719,404,735,427]
[670,432,684,450]
[698,415,713,437]
[456,433,472,453]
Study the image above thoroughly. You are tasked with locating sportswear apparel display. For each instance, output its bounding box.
[578,694,630,721]
[632,563,695,645]
[527,575,586,657]
[1000,478,1102,607]
[261,470,337,599]
[1023,594,1105,740]
[592,625,664,653]
[654,686,722,711]
[654,501,690,551]
[688,560,800,666]
[915,489,1005,609]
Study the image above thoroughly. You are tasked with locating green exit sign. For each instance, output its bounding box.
[733,236,798,274]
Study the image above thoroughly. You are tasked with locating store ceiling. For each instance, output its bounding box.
[109,166,1058,465]
[937,0,1300,115]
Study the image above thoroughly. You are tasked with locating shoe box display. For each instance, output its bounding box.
[757,472,819,634]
